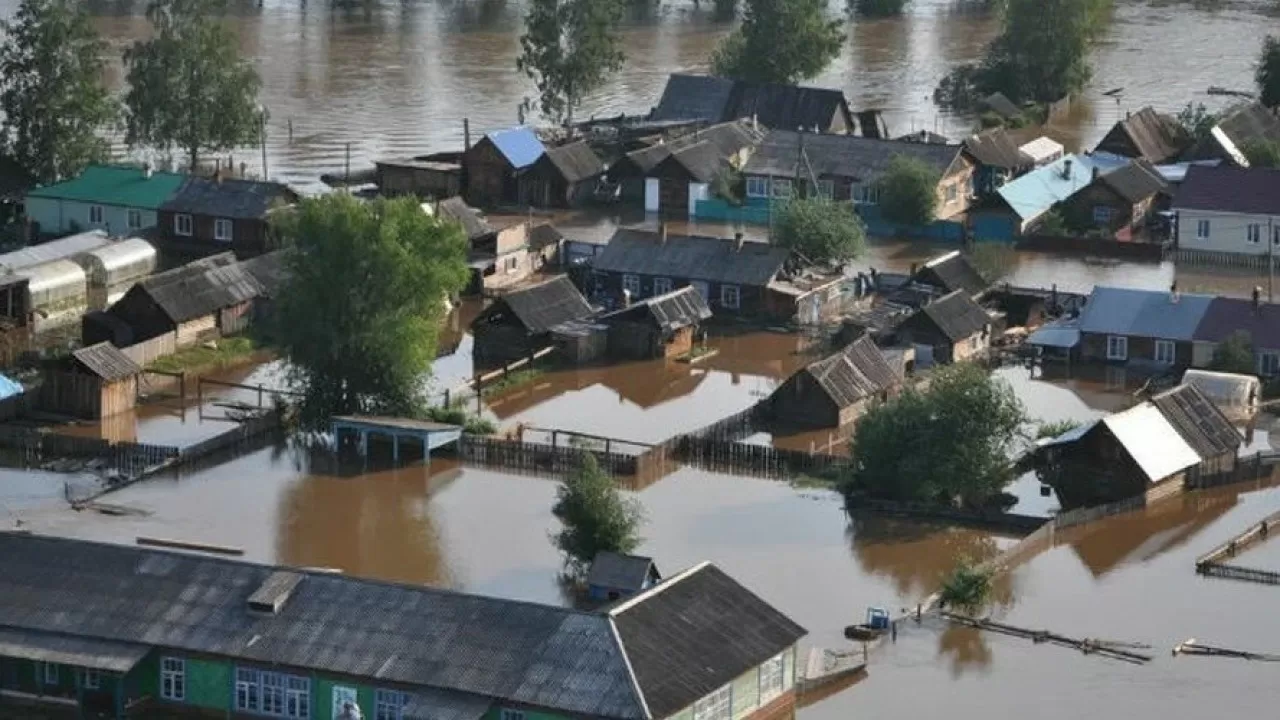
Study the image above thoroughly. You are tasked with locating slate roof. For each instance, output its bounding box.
[609,563,806,720]
[1213,102,1280,155]
[613,121,763,178]
[1148,383,1242,459]
[238,250,290,296]
[160,177,296,220]
[658,141,724,183]
[650,74,850,132]
[0,533,647,720]
[1194,297,1280,350]
[529,223,565,250]
[0,627,150,673]
[910,290,991,342]
[493,275,594,334]
[1078,286,1214,341]
[1099,159,1169,202]
[595,229,790,287]
[743,130,962,183]
[909,251,988,298]
[437,196,494,241]
[131,257,265,324]
[71,342,142,381]
[27,165,186,209]
[649,74,737,124]
[603,285,713,331]
[484,127,546,170]
[542,141,607,183]
[586,552,659,592]
[1095,107,1189,164]
[802,334,901,409]
[1173,164,1280,216]
[964,128,1029,170]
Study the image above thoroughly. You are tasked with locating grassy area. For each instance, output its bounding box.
[148,336,259,374]
[676,345,719,363]
[422,405,496,435]
[480,368,545,398]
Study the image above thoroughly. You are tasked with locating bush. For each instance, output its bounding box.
[939,560,994,613]
[422,405,496,435]
[772,196,867,264]
[1210,330,1255,376]
[552,452,645,578]
[878,155,940,227]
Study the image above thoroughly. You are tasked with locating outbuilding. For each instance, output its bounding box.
[585,551,661,602]
[769,334,903,428]
[39,342,140,419]
[600,285,712,360]
[471,275,595,365]
[464,126,546,207]
[523,141,607,208]
[895,290,994,366]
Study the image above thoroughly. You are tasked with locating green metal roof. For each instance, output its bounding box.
[27,165,187,209]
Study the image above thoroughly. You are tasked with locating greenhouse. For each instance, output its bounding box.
[74,237,158,288]
[18,259,88,319]
[1182,368,1259,421]
[0,230,110,273]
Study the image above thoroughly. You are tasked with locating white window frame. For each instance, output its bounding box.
[235,667,309,718]
[770,178,793,199]
[745,176,770,199]
[1247,223,1262,244]
[816,179,834,200]
[1154,339,1175,365]
[758,653,785,703]
[174,213,193,237]
[1106,335,1128,361]
[375,690,412,720]
[652,277,672,295]
[720,284,741,310]
[286,675,310,719]
[214,217,234,242]
[1092,206,1112,224]
[499,710,526,720]
[44,662,59,685]
[1196,219,1210,239]
[83,670,101,690]
[160,657,185,701]
[622,274,641,297]
[127,209,143,230]
[853,184,880,205]
[1259,351,1280,377]
[693,684,732,720]
[88,205,104,225]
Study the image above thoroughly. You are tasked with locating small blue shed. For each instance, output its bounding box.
[585,551,661,602]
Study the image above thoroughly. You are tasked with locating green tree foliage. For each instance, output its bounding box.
[973,0,1099,103]
[1176,102,1220,142]
[772,196,867,264]
[878,155,939,227]
[938,560,994,613]
[851,0,908,17]
[965,243,1016,282]
[1242,139,1280,168]
[122,0,263,169]
[0,0,118,184]
[517,0,624,126]
[1258,35,1280,109]
[552,452,644,577]
[1035,419,1081,440]
[271,194,469,429]
[842,364,1027,507]
[1211,330,1256,376]
[710,0,842,85]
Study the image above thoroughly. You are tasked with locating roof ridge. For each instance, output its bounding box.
[606,616,654,720]
[607,560,712,616]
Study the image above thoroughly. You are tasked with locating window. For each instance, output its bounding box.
[1259,352,1280,377]
[88,205,103,225]
[236,668,259,712]
[505,255,519,273]
[127,209,143,230]
[1154,339,1176,365]
[44,662,59,685]
[1106,335,1128,361]
[332,686,358,720]
[1196,219,1210,239]
[770,178,793,198]
[83,670,101,690]
[499,710,526,720]
[745,177,770,198]
[622,274,641,297]
[1092,206,1112,224]
[759,653,785,703]
[693,685,732,720]
[214,218,234,242]
[720,284,741,310]
[945,183,958,203]
[236,668,309,718]
[286,676,310,719]
[1274,224,1280,246]
[160,657,185,701]
[1247,224,1262,244]
[816,179,834,199]
[853,184,880,205]
[174,213,193,236]
[375,690,412,720]
[652,277,672,295]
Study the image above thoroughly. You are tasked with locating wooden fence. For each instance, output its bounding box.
[1052,493,1148,530]
[178,411,282,463]
[0,424,180,478]
[1193,508,1280,585]
[678,436,847,478]
[120,332,177,367]
[455,434,638,477]
[1186,450,1280,490]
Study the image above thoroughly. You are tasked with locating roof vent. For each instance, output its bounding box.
[248,571,304,614]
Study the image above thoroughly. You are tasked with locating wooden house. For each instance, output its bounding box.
[471,275,595,365]
[904,251,990,301]
[1060,160,1168,234]
[585,551,661,602]
[464,126,546,207]
[39,342,140,419]
[24,164,185,237]
[895,290,994,365]
[1184,102,1280,166]
[523,141,606,208]
[1093,107,1190,165]
[769,334,902,428]
[962,128,1031,196]
[1077,286,1213,368]
[375,152,463,198]
[608,120,762,205]
[600,285,712,360]
[649,73,855,134]
[158,175,297,258]
[1192,296,1280,376]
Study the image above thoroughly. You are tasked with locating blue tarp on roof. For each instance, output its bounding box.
[997,153,1129,226]
[486,127,545,170]
[0,374,23,400]
[1079,286,1214,342]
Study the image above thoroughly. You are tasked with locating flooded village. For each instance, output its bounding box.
[4,0,1280,718]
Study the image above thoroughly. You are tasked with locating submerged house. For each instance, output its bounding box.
[600,285,712,360]
[465,126,546,207]
[1191,295,1280,376]
[1058,159,1168,235]
[1172,165,1280,259]
[649,73,855,134]
[585,551,661,602]
[1184,102,1280,166]
[471,275,595,365]
[977,153,1129,239]
[24,164,186,237]
[39,341,141,419]
[1093,107,1190,165]
[376,152,464,199]
[769,334,902,428]
[157,175,297,258]
[904,251,989,301]
[1077,286,1214,367]
[0,532,807,720]
[895,290,994,366]
[608,120,763,206]
[523,141,607,208]
[963,128,1032,196]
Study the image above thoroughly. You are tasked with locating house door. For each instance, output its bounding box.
[333,685,359,718]
[688,182,710,218]
[691,281,711,304]
[644,178,660,213]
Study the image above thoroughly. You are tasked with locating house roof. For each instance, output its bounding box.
[160,176,296,220]
[909,251,988,298]
[743,130,962,182]
[483,127,546,170]
[801,334,901,410]
[238,250,290,296]
[909,290,991,342]
[0,532,647,720]
[542,141,607,183]
[608,563,806,720]
[1099,403,1203,482]
[1078,286,1214,341]
[650,74,737,124]
[529,223,565,250]
[1096,107,1189,164]
[595,229,790,287]
[1194,297,1280,349]
[130,256,265,324]
[1212,102,1280,158]
[493,275,594,334]
[603,285,713,331]
[71,342,142,381]
[0,627,150,673]
[896,130,952,145]
[1018,137,1065,164]
[650,74,849,132]
[996,154,1126,223]
[614,121,763,178]
[980,92,1022,119]
[27,165,186,209]
[963,128,1029,169]
[586,552,658,592]
[1148,383,1242,458]
[1098,159,1169,202]
[1172,164,1280,216]
[436,196,494,241]
[656,140,725,183]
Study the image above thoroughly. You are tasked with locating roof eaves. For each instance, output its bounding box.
[606,617,654,720]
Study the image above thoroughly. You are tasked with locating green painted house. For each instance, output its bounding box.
[0,533,806,720]
[25,165,187,238]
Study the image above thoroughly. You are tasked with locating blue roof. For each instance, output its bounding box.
[1079,286,1215,342]
[997,154,1123,224]
[0,374,23,400]
[485,127,545,169]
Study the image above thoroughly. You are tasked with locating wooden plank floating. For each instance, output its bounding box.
[940,612,1153,664]
[1173,638,1280,662]
[136,536,245,556]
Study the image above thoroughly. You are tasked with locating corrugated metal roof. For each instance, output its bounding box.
[1099,160,1169,203]
[1173,164,1280,216]
[0,231,110,272]
[0,627,150,672]
[72,342,142,381]
[649,74,736,123]
[910,290,991,342]
[132,259,265,323]
[800,334,901,409]
[996,154,1099,223]
[649,74,850,133]
[612,121,763,178]
[963,128,1029,170]
[1079,286,1214,341]
[1027,319,1081,349]
[745,130,961,182]
[485,127,546,170]
[603,286,712,331]
[161,176,296,219]
[541,141,606,183]
[911,251,988,298]
[0,374,22,400]
[1149,383,1243,458]
[586,552,658,593]
[435,196,494,241]
[1102,403,1202,482]
[595,229,790,287]
[1095,107,1189,164]
[27,165,186,209]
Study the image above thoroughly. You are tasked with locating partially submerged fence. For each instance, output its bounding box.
[0,425,179,478]
[1195,509,1280,586]
[455,434,638,477]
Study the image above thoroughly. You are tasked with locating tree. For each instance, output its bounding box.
[1258,35,1280,109]
[1176,102,1220,142]
[552,452,644,577]
[841,363,1027,507]
[0,0,118,184]
[1242,139,1280,168]
[710,0,842,85]
[938,560,994,614]
[772,196,867,264]
[878,155,939,227]
[965,243,1016,282]
[971,0,1095,104]
[271,194,469,429]
[516,0,624,126]
[123,0,263,170]
[1211,330,1256,376]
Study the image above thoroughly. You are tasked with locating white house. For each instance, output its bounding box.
[1173,164,1280,257]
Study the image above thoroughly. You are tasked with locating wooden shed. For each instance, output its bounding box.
[769,334,902,428]
[523,141,606,208]
[585,551,661,602]
[464,127,546,207]
[471,275,594,366]
[895,290,994,366]
[40,342,140,419]
[600,285,712,360]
